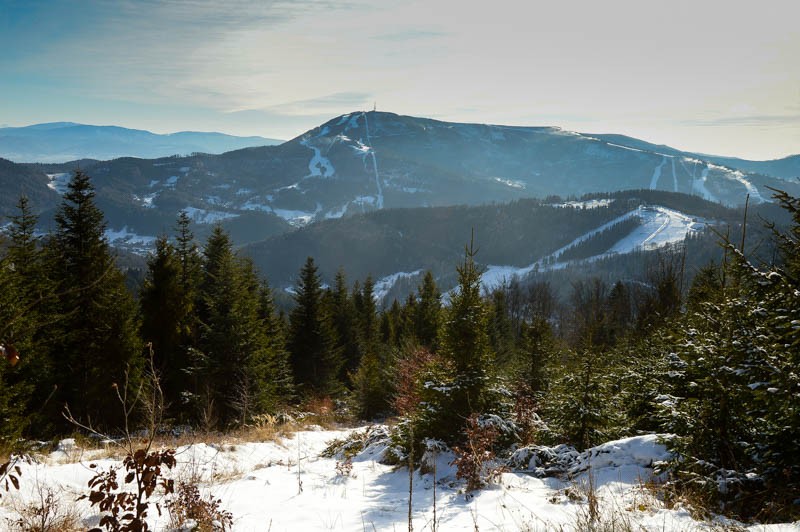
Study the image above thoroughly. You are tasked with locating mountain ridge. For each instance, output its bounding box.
[0,122,282,163]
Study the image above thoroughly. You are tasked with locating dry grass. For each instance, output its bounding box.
[5,484,84,532]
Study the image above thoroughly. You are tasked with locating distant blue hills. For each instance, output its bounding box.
[0,122,282,162]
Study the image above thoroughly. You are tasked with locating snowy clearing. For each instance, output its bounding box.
[373,270,423,302]
[552,199,614,209]
[480,206,707,289]
[1,428,791,531]
[45,173,71,194]
[183,206,239,224]
[104,226,156,246]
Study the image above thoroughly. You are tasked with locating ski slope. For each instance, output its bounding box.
[480,205,706,291]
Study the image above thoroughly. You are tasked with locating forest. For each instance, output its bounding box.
[1,170,798,523]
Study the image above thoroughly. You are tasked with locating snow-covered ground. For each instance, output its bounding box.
[1,428,793,531]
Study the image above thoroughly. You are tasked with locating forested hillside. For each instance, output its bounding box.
[1,172,798,523]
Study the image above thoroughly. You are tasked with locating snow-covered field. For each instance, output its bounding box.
[2,427,795,531]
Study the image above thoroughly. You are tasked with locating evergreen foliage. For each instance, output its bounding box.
[287,257,344,397]
[49,170,143,431]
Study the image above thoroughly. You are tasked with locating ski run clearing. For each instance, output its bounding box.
[480,205,705,292]
[2,426,796,531]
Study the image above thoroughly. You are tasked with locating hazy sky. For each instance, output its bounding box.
[1,0,798,159]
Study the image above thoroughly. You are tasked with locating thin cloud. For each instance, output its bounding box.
[683,115,800,128]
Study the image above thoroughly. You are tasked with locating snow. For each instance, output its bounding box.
[361,112,384,209]
[553,199,614,209]
[373,270,423,302]
[692,164,717,202]
[271,208,316,227]
[148,179,160,188]
[240,200,271,212]
[325,204,348,219]
[605,141,647,154]
[671,157,678,192]
[183,206,239,224]
[300,126,336,178]
[165,175,180,187]
[133,192,157,208]
[481,205,707,287]
[493,177,526,189]
[3,428,784,531]
[104,227,156,245]
[607,206,703,253]
[45,173,71,194]
[649,157,667,190]
[704,163,764,203]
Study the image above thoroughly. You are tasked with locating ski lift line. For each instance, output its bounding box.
[361,111,384,209]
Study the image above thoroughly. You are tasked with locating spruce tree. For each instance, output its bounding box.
[1,196,54,436]
[416,241,499,445]
[327,269,359,379]
[196,226,282,426]
[139,236,188,419]
[50,170,142,431]
[287,257,343,397]
[414,271,441,349]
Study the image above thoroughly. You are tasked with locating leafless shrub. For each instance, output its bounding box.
[7,484,83,532]
[450,414,507,493]
[166,482,233,532]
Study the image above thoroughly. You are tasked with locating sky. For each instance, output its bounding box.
[1,0,798,160]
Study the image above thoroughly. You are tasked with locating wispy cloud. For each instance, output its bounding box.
[682,114,800,128]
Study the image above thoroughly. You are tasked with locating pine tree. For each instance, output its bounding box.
[50,171,142,431]
[287,257,344,397]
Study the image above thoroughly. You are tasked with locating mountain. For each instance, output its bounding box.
[0,122,282,163]
[2,111,798,251]
[242,190,753,303]
[587,133,800,181]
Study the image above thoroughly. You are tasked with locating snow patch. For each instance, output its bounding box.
[104,227,156,246]
[133,192,158,208]
[553,199,614,209]
[272,209,315,226]
[164,175,180,188]
[373,270,423,302]
[325,204,348,219]
[361,112,384,209]
[493,177,526,189]
[45,173,71,194]
[183,206,238,224]
[709,164,764,203]
[649,157,667,190]
[300,127,336,178]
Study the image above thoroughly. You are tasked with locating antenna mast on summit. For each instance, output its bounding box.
[373,101,376,112]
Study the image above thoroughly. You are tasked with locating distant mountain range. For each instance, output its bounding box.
[0,122,282,162]
[0,111,798,253]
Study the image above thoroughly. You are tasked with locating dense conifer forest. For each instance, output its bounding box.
[1,171,798,521]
